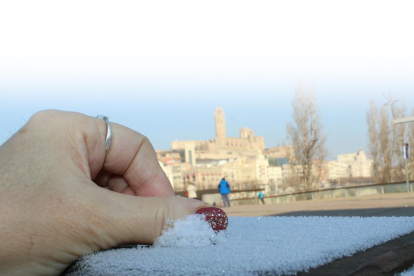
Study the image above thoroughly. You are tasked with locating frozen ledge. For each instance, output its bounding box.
[64,216,414,276]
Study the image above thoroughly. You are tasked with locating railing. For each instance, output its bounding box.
[230,181,414,206]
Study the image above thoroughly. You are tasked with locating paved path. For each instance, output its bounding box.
[224,193,414,217]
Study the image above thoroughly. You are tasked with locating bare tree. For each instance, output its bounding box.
[367,101,381,182]
[286,85,327,191]
[408,108,414,181]
[282,172,303,192]
[366,99,407,183]
[392,101,407,181]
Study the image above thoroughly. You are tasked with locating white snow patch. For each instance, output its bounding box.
[153,214,226,248]
[67,216,414,276]
[396,264,414,276]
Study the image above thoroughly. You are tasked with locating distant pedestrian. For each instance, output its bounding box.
[258,191,265,204]
[187,183,197,199]
[218,177,231,207]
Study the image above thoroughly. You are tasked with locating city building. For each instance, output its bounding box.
[327,161,349,180]
[159,161,175,189]
[159,108,375,197]
[264,146,293,159]
[338,148,373,178]
[181,165,222,190]
[267,165,283,194]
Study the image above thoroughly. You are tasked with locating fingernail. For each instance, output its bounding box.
[195,207,228,232]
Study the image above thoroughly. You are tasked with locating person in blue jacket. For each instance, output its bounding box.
[218,177,231,207]
[258,191,265,204]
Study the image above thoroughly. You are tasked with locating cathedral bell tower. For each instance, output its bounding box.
[214,107,227,148]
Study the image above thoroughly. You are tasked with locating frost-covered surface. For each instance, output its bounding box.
[397,265,414,276]
[68,216,414,276]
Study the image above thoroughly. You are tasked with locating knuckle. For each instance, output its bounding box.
[17,110,63,137]
[28,109,62,125]
[24,110,69,135]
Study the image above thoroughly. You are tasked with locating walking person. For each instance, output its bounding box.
[258,191,265,204]
[218,177,231,207]
[187,182,198,199]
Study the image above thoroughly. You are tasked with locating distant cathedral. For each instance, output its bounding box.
[172,108,265,160]
[214,108,227,148]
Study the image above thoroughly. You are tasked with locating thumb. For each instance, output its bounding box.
[90,190,228,248]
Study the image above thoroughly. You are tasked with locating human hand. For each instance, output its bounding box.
[0,110,228,276]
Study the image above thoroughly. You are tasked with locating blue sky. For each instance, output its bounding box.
[1,1,413,160]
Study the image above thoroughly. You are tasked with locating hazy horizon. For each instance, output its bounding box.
[1,1,413,160]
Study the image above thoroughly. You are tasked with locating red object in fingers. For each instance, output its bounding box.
[195,207,228,232]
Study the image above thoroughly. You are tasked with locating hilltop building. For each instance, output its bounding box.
[264,146,293,159]
[171,108,265,160]
[159,107,374,198]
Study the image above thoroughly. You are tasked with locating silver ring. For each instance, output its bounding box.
[96,115,112,155]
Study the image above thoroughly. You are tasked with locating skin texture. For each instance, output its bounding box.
[0,110,209,276]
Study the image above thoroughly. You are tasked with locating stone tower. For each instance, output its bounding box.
[214,107,227,147]
[184,142,196,166]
